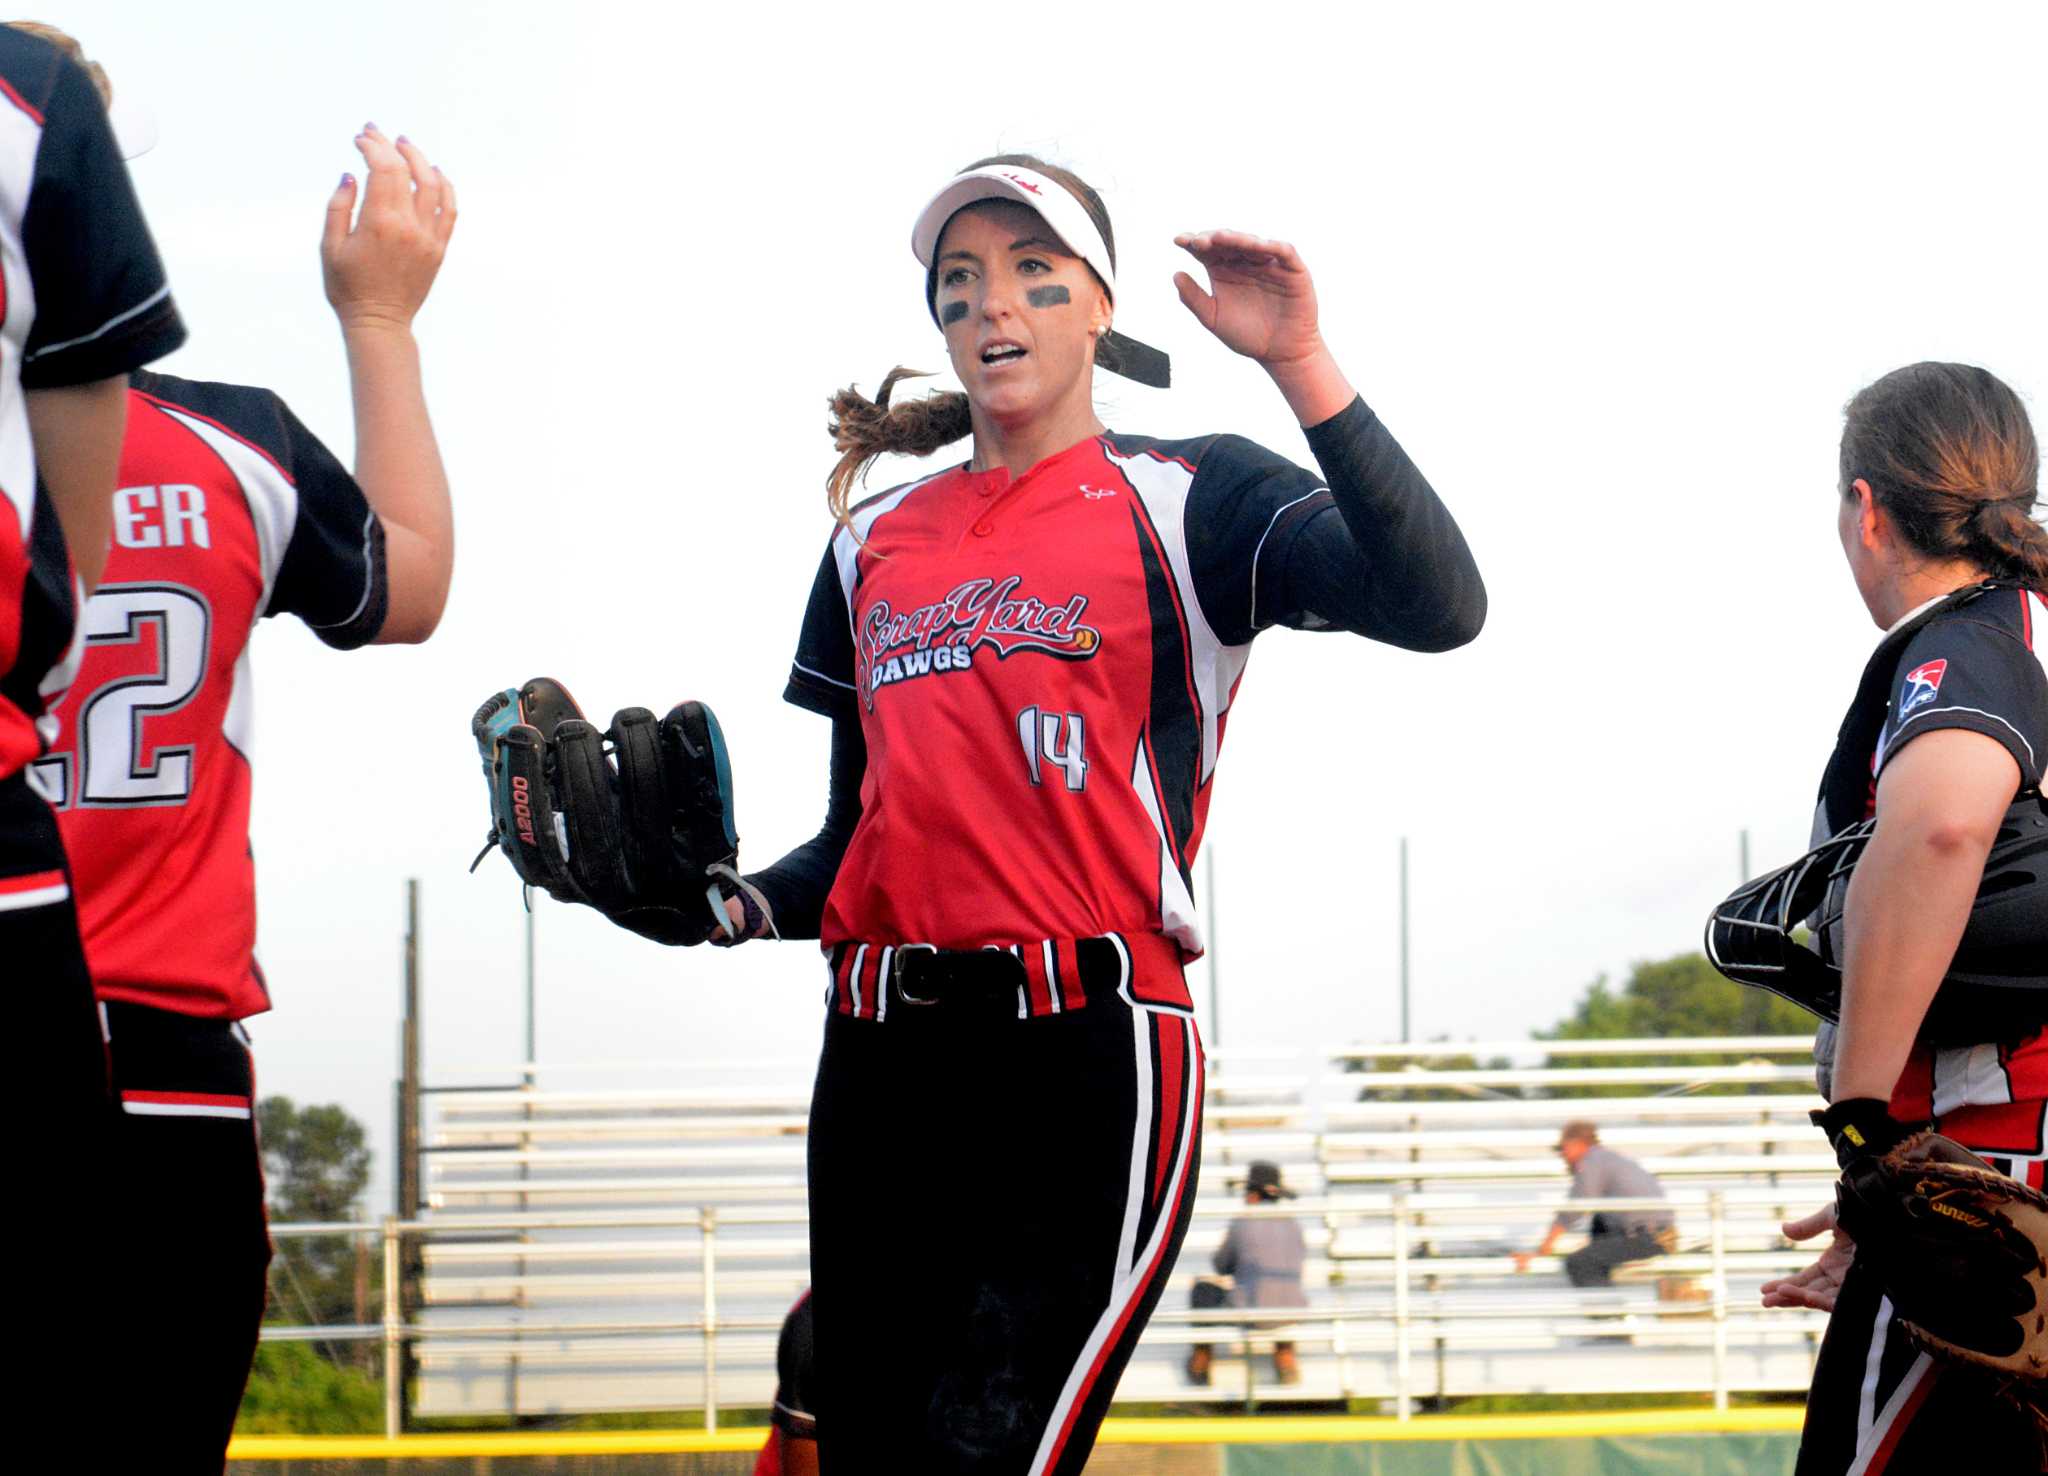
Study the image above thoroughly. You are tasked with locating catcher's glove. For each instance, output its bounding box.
[470,678,771,946]
[1815,1098,2048,1419]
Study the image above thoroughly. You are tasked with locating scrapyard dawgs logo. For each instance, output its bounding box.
[861,574,1101,699]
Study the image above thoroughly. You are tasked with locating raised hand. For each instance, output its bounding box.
[1172,230,1325,370]
[1759,1202,1854,1313]
[322,124,457,331]
[1173,230,1354,426]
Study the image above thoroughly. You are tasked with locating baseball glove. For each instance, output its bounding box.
[470,677,769,946]
[1820,1104,2048,1431]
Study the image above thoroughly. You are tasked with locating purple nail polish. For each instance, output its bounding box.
[340,172,354,188]
[364,121,377,133]
[396,135,410,145]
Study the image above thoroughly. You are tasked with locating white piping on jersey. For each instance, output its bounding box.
[1105,931,1132,1006]
[1930,1041,2014,1117]
[792,660,855,692]
[1101,444,1251,788]
[848,943,867,1017]
[1041,939,1062,1013]
[0,876,67,911]
[1129,743,1203,954]
[1885,702,2038,772]
[221,647,257,766]
[23,280,171,363]
[1247,488,1325,631]
[0,94,39,539]
[874,946,890,1022]
[307,509,379,632]
[830,469,951,612]
[154,404,299,614]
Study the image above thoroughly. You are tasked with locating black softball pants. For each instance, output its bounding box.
[4,772,112,1435]
[99,1001,273,1474]
[807,992,1204,1474]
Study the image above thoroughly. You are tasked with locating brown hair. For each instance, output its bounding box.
[824,154,1113,530]
[1840,362,2048,589]
[8,23,113,107]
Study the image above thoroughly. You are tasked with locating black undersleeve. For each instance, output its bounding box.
[745,712,866,939]
[1274,397,1487,652]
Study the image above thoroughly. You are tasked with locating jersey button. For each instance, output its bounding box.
[972,521,994,537]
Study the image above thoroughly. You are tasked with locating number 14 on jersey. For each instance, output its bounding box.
[1017,705,1087,792]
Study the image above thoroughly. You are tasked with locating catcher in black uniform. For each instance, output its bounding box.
[1708,362,2048,1472]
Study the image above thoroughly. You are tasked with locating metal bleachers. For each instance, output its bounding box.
[403,1037,1831,1419]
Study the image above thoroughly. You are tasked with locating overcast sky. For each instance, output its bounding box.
[46,2,2048,1209]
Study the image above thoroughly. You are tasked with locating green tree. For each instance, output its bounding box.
[236,1341,381,1434]
[1540,951,1817,1096]
[261,1096,371,1221]
[1547,952,1817,1041]
[258,1096,378,1345]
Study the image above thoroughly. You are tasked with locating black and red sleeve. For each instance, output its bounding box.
[17,50,183,388]
[783,535,859,718]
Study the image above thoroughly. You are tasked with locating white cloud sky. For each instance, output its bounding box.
[46,1,2048,1208]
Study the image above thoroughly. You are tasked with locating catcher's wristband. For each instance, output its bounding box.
[1813,1097,1916,1170]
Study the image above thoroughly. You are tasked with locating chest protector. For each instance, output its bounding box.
[1706,582,2048,1046]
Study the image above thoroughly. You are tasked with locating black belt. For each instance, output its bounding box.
[838,936,1131,1017]
[888,943,1024,1009]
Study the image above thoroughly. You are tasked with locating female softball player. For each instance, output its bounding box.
[0,19,185,1434]
[1756,363,2048,1474]
[21,30,457,1460]
[720,155,1486,1472]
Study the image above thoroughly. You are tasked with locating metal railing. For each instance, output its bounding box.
[269,1189,1828,1436]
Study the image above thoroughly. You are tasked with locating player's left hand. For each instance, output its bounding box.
[323,123,456,331]
[1172,231,1325,371]
[1759,1202,1853,1313]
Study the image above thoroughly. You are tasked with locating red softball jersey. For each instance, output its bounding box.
[786,429,1345,1006]
[35,370,386,1020]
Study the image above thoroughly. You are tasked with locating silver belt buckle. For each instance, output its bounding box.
[891,943,940,1006]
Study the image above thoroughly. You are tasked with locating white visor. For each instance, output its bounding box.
[911,165,1117,301]
[909,164,1170,388]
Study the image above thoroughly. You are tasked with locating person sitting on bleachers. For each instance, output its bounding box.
[1513,1121,1675,1286]
[1187,1161,1308,1384]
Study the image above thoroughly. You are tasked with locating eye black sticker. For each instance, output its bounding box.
[1026,286,1071,309]
[941,301,969,325]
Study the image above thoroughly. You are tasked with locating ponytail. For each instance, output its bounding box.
[825,369,971,532]
[1841,362,2048,591]
[1968,492,2048,588]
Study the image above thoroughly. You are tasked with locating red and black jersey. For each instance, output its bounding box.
[1812,581,2048,1121]
[786,415,1413,991]
[35,370,386,1020]
[0,30,184,781]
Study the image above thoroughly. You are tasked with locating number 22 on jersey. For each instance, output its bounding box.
[32,582,212,808]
